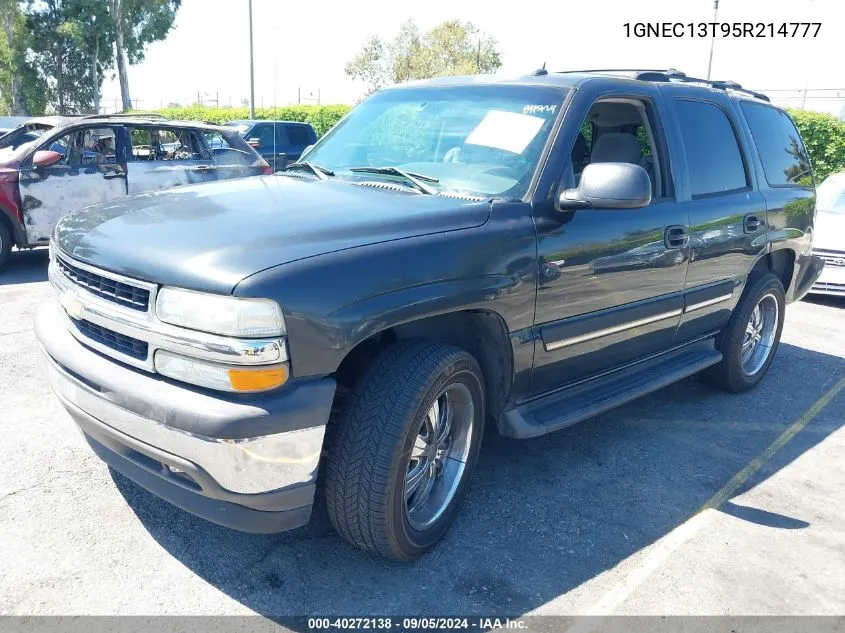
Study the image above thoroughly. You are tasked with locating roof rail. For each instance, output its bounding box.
[555,68,770,102]
[83,112,170,120]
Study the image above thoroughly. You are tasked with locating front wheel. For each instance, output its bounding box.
[324,340,485,561]
[707,272,785,392]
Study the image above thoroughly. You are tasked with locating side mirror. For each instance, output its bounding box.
[558,162,651,211]
[32,150,62,168]
[247,137,261,150]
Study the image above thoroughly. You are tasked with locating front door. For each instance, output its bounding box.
[19,126,126,244]
[529,86,690,396]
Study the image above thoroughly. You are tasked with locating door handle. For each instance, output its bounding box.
[192,165,216,171]
[744,214,762,233]
[664,225,688,249]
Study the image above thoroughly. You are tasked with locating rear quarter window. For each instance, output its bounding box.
[674,99,748,198]
[739,102,812,187]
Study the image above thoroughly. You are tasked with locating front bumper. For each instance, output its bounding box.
[36,300,336,533]
[809,256,845,297]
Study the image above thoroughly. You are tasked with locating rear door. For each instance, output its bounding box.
[126,126,214,193]
[661,91,768,343]
[18,125,126,244]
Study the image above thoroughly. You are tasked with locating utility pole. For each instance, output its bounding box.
[248,0,256,118]
[706,0,720,80]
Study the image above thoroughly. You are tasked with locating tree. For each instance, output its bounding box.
[110,0,181,111]
[0,0,46,114]
[345,19,502,95]
[25,0,102,113]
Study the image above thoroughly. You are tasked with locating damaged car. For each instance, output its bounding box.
[0,114,271,269]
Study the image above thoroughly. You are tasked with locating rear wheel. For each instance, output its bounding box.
[0,222,11,270]
[707,272,785,392]
[324,340,485,561]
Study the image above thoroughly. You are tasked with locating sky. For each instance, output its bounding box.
[100,0,845,116]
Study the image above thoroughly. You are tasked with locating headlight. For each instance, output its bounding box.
[156,287,285,338]
[155,351,289,392]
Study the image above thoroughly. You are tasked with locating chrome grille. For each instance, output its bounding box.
[70,317,149,360]
[56,255,150,311]
[814,249,845,268]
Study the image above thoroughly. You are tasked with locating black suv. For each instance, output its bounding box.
[224,120,318,171]
[37,69,823,561]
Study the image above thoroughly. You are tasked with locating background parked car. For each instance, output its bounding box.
[810,172,845,297]
[224,120,317,171]
[0,114,271,269]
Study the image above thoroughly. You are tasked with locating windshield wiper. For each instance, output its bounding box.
[349,166,439,195]
[285,161,334,180]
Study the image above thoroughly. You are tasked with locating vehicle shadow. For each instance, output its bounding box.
[0,248,48,285]
[112,341,844,619]
[802,293,844,309]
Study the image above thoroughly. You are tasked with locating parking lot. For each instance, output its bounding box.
[1,247,844,618]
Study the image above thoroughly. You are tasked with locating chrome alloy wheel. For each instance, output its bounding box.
[404,383,475,531]
[741,292,779,376]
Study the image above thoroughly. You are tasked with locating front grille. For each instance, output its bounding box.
[56,255,150,311]
[814,249,845,268]
[70,317,149,360]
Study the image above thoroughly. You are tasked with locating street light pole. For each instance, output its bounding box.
[248,0,256,118]
[706,0,720,80]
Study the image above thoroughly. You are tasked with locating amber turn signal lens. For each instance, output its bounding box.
[228,364,289,392]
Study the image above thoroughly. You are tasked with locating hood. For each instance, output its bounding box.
[55,175,491,293]
[814,209,845,251]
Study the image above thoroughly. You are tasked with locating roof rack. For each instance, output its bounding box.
[554,68,770,102]
[82,112,170,120]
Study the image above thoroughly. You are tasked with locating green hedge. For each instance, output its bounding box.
[787,109,845,183]
[152,104,352,137]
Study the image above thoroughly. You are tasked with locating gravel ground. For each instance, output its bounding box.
[1,247,843,620]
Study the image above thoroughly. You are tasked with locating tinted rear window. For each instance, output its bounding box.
[740,102,812,187]
[674,99,748,197]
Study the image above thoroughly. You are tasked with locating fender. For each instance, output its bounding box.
[234,205,539,379]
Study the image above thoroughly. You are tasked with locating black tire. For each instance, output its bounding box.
[324,339,485,561]
[706,272,785,393]
[0,221,11,270]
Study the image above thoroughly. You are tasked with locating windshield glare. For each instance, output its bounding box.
[817,175,845,214]
[303,85,565,198]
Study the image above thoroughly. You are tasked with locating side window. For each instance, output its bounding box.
[129,127,202,161]
[59,127,116,166]
[251,125,275,149]
[40,131,73,163]
[740,102,812,187]
[674,99,748,197]
[569,98,665,198]
[286,125,312,147]
[203,131,232,151]
[274,124,289,146]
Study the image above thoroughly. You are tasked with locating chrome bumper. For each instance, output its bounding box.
[40,344,326,495]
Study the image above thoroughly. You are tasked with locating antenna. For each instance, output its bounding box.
[532,62,548,76]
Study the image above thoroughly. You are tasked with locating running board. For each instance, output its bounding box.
[501,342,722,439]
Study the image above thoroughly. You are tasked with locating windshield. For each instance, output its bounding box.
[817,174,845,214]
[302,85,565,198]
[224,122,251,135]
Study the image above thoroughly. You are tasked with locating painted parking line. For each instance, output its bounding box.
[564,373,845,624]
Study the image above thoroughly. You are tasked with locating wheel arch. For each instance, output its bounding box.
[332,309,515,421]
